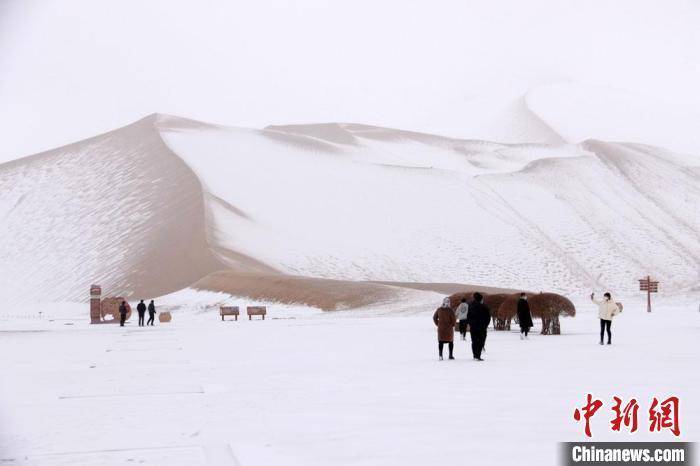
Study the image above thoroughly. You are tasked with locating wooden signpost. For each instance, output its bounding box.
[638,275,659,312]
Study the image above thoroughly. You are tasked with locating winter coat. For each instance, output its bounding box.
[466,300,491,332]
[592,297,621,320]
[137,302,146,314]
[517,298,533,328]
[148,302,155,314]
[433,306,456,342]
[119,303,127,316]
[455,303,469,321]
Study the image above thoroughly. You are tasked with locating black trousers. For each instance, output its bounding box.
[147,313,155,325]
[458,320,468,337]
[138,312,145,326]
[600,319,612,343]
[438,341,454,358]
[470,329,487,358]
[520,326,529,336]
[120,314,126,326]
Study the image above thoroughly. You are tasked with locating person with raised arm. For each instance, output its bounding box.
[591,292,621,345]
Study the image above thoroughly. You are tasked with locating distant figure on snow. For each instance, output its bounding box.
[591,292,621,345]
[147,300,156,326]
[137,299,147,327]
[517,293,533,340]
[433,297,457,360]
[119,301,128,327]
[466,292,491,361]
[455,298,469,340]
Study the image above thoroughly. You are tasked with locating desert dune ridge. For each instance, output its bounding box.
[0,113,698,309]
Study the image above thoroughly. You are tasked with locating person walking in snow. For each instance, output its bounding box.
[147,300,156,326]
[466,292,491,361]
[136,299,147,327]
[455,298,469,340]
[433,297,457,360]
[119,301,128,327]
[517,292,533,339]
[591,292,621,345]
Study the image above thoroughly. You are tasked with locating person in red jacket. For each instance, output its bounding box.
[433,297,457,360]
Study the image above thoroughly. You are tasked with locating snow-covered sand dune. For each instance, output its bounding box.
[526,83,700,156]
[0,116,222,304]
[1,114,698,307]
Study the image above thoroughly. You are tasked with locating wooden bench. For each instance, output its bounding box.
[220,306,240,321]
[247,306,267,320]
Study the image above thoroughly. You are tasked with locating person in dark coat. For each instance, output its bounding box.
[119,301,128,327]
[466,292,490,361]
[147,300,156,326]
[136,300,146,327]
[517,293,533,339]
[433,297,457,360]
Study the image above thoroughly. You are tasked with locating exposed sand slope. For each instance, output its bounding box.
[191,271,520,312]
[0,115,224,304]
[370,281,520,296]
[192,271,424,311]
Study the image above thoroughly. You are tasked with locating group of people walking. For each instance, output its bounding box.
[118,299,156,327]
[433,290,621,361]
[433,292,511,361]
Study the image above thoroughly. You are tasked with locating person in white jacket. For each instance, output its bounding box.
[591,292,621,345]
[455,298,469,340]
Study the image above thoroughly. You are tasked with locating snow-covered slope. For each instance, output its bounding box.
[1,114,698,306]
[163,118,700,294]
[526,83,700,156]
[479,95,566,146]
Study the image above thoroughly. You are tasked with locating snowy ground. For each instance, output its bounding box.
[1,294,698,465]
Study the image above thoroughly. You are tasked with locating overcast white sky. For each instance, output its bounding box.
[1,0,699,161]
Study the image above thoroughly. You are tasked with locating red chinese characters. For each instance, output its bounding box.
[573,394,603,437]
[574,395,680,437]
[611,397,639,433]
[649,396,680,437]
